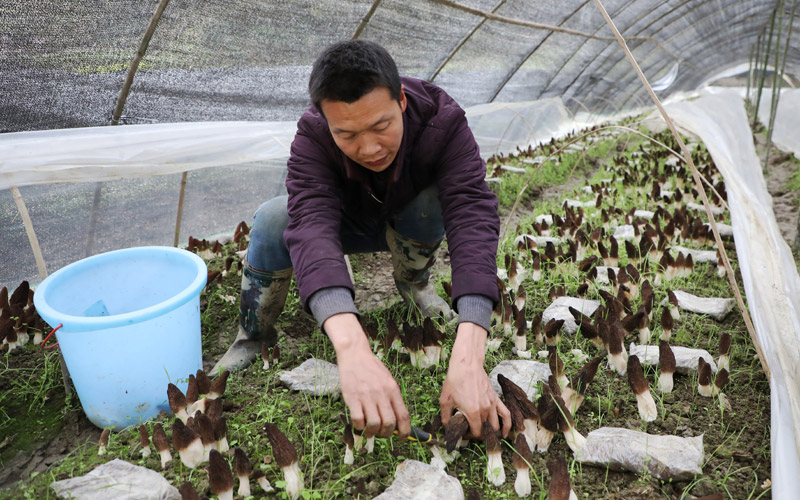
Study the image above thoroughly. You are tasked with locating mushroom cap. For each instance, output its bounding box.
[547,455,572,500]
[573,356,602,395]
[660,307,674,331]
[196,413,216,445]
[445,413,470,453]
[213,416,228,440]
[659,341,676,374]
[167,383,187,413]
[152,423,170,452]
[138,424,150,447]
[698,357,712,386]
[343,423,354,449]
[209,370,230,397]
[178,481,201,500]
[627,355,649,395]
[719,333,731,356]
[512,433,533,470]
[715,368,729,390]
[208,449,234,494]
[195,369,211,395]
[548,346,564,377]
[185,375,199,405]
[205,397,223,422]
[264,422,298,467]
[99,428,110,447]
[233,447,252,477]
[171,418,198,452]
[482,421,500,453]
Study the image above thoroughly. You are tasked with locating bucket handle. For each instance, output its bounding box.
[41,324,62,349]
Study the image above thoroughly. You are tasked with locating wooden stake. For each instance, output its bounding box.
[592,0,769,378]
[174,171,188,247]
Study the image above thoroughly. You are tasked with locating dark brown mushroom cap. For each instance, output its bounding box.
[196,414,216,446]
[719,333,731,356]
[442,281,453,299]
[547,455,572,500]
[544,319,565,337]
[343,423,354,449]
[138,424,150,448]
[205,397,223,423]
[209,370,230,397]
[641,280,654,310]
[513,305,527,335]
[609,235,619,256]
[512,433,533,470]
[208,449,234,494]
[422,317,443,346]
[233,447,252,478]
[698,357,712,386]
[626,263,641,282]
[548,346,564,377]
[213,416,228,441]
[573,357,602,395]
[0,287,8,311]
[261,344,270,363]
[466,489,482,500]
[607,322,625,355]
[363,322,379,341]
[402,322,424,351]
[185,375,199,405]
[195,369,211,395]
[552,395,576,432]
[659,341,676,374]
[171,418,198,452]
[547,374,562,397]
[178,481,201,500]
[482,421,500,453]
[578,255,598,273]
[531,312,543,337]
[715,368,729,390]
[9,281,29,309]
[627,355,649,395]
[621,311,645,333]
[167,383,187,414]
[99,428,110,447]
[539,405,560,433]
[668,289,679,306]
[264,422,298,467]
[152,423,169,452]
[445,413,471,453]
[660,307,674,332]
[505,395,525,434]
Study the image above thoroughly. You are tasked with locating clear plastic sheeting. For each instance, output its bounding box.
[0,122,295,190]
[757,89,800,159]
[663,92,800,500]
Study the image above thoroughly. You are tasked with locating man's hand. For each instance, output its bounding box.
[324,313,411,439]
[440,322,511,439]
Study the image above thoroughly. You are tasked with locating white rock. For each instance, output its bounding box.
[703,222,733,238]
[564,198,597,208]
[51,459,180,500]
[579,427,703,480]
[542,296,602,335]
[489,360,552,401]
[660,290,736,321]
[374,460,464,500]
[614,225,635,241]
[279,358,341,397]
[633,210,654,220]
[687,202,724,215]
[629,343,717,374]
[669,246,718,264]
[535,214,554,225]
[593,266,619,285]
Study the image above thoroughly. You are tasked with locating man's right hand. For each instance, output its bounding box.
[324,313,411,439]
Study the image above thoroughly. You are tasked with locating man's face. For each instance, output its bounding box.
[320,86,407,173]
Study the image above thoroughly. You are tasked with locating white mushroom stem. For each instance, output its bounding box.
[257,475,274,493]
[281,462,304,500]
[179,438,206,469]
[353,434,364,451]
[669,306,680,321]
[635,390,658,422]
[608,350,628,376]
[522,420,538,451]
[486,450,505,486]
[237,475,251,498]
[536,428,555,453]
[141,446,151,458]
[217,437,230,455]
[658,372,674,393]
[344,445,354,465]
[158,449,172,469]
[638,327,651,345]
[718,354,730,372]
[515,468,531,497]
[698,382,713,397]
[175,409,189,424]
[562,425,586,456]
[514,334,527,352]
[365,436,375,454]
[217,489,233,500]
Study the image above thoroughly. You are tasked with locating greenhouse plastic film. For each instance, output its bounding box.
[757,89,800,160]
[664,91,800,500]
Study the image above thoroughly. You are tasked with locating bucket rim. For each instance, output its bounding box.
[33,246,207,331]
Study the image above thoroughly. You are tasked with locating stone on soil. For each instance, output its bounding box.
[579,427,703,480]
[614,225,635,241]
[660,290,736,321]
[687,202,725,215]
[373,460,464,499]
[489,360,552,401]
[51,459,179,500]
[542,296,601,334]
[669,246,718,263]
[279,358,340,397]
[629,343,718,374]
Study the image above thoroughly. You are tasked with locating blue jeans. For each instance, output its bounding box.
[246,184,445,272]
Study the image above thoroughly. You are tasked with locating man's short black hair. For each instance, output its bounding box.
[308,40,402,112]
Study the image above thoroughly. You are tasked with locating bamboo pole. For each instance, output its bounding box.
[592,0,770,378]
[753,8,778,128]
[764,0,786,170]
[764,0,796,169]
[746,44,755,114]
[174,171,188,247]
[351,0,383,40]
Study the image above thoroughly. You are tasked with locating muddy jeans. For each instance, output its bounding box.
[246,184,445,272]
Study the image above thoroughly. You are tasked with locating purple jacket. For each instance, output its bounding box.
[284,77,499,310]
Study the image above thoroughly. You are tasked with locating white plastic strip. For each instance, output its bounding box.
[0,121,297,190]
[666,91,800,500]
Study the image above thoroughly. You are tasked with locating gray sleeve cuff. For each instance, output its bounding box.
[455,294,493,333]
[308,286,360,327]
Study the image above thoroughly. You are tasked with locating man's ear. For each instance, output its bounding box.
[399,85,407,113]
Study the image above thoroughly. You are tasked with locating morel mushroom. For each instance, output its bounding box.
[252,469,274,493]
[208,370,230,400]
[718,333,731,372]
[547,455,577,500]
[343,423,355,465]
[152,423,171,469]
[138,424,151,458]
[445,412,470,453]
[660,306,674,341]
[98,428,110,456]
[697,357,713,397]
[513,433,533,497]
[208,449,234,500]
[483,421,505,486]
[167,383,189,423]
[178,482,201,500]
[172,418,205,468]
[233,447,252,497]
[658,341,676,393]
[627,355,657,422]
[264,422,304,499]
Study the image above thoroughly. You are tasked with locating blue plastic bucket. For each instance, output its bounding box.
[33,246,207,429]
